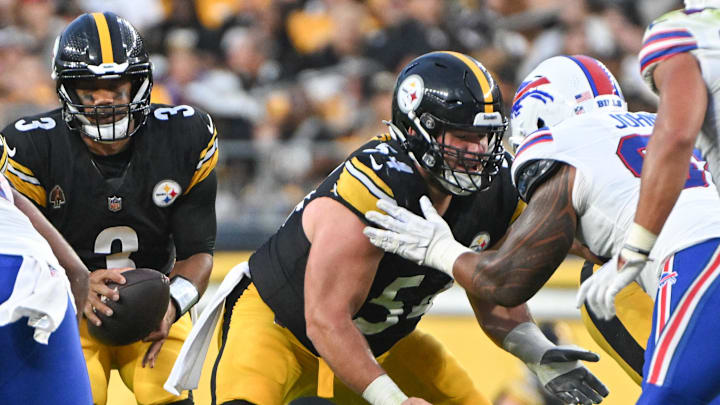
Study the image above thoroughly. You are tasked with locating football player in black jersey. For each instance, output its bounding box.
[1,13,217,405]
[178,52,604,405]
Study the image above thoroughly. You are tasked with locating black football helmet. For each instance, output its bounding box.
[52,12,152,142]
[388,51,508,195]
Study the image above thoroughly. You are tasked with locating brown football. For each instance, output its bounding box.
[87,268,170,346]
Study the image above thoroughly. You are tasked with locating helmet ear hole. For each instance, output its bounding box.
[537,117,545,129]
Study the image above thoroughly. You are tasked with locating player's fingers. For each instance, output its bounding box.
[104,269,127,284]
[366,210,411,233]
[142,339,164,368]
[84,302,102,326]
[92,284,120,301]
[376,199,404,219]
[576,278,592,308]
[582,369,609,398]
[419,195,441,222]
[363,227,395,251]
[602,288,617,321]
[88,293,114,316]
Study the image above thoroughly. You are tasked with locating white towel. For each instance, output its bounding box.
[164,261,250,395]
[0,255,73,344]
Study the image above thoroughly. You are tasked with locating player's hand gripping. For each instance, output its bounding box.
[142,299,177,368]
[576,251,647,321]
[363,196,471,276]
[530,346,609,404]
[84,267,128,327]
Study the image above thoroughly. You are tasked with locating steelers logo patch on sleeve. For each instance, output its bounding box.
[153,179,182,207]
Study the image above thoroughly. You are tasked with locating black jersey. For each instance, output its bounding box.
[249,134,522,356]
[1,104,218,273]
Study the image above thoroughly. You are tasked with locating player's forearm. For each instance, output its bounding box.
[635,126,696,234]
[636,53,707,235]
[13,189,89,308]
[306,313,387,395]
[167,252,212,321]
[467,293,533,348]
[170,252,213,296]
[456,166,576,306]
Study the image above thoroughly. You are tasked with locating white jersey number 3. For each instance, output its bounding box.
[94,226,138,269]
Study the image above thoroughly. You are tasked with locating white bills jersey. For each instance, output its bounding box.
[0,174,59,268]
[511,111,720,297]
[640,8,720,190]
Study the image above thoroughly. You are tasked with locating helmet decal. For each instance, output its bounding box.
[509,54,627,152]
[397,74,424,114]
[565,55,621,98]
[91,12,115,64]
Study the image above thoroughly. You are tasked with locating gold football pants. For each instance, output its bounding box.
[212,282,491,405]
[80,313,192,405]
[580,261,653,385]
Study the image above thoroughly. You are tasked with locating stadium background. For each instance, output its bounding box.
[0,0,683,403]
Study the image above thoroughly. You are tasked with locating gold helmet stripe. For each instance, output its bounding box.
[91,12,114,64]
[440,51,494,113]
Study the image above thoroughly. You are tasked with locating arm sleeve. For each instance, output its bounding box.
[171,170,217,260]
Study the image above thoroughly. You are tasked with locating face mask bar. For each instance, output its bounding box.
[416,111,507,194]
[58,77,151,142]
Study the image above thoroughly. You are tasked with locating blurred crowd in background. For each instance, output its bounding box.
[0,0,682,248]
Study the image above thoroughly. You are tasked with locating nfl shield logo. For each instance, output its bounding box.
[108,196,122,212]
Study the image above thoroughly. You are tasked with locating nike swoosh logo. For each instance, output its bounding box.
[369,155,383,171]
[6,146,15,157]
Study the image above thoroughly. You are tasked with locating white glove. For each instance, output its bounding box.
[363,196,471,276]
[575,251,647,321]
[504,323,609,405]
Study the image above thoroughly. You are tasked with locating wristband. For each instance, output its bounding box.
[432,238,472,277]
[502,322,555,365]
[362,374,408,405]
[622,222,658,261]
[169,275,199,321]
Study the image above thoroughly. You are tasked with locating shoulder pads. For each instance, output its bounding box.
[515,159,561,202]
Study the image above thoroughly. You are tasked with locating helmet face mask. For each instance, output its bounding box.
[53,12,153,142]
[389,52,508,195]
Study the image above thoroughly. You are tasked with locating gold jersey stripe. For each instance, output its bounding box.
[440,51,494,113]
[348,157,393,197]
[8,157,35,177]
[373,133,392,143]
[91,12,114,64]
[186,133,218,193]
[337,168,383,215]
[5,166,46,207]
[510,200,526,224]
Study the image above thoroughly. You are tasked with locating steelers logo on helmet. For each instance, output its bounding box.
[397,74,424,115]
[153,180,182,207]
